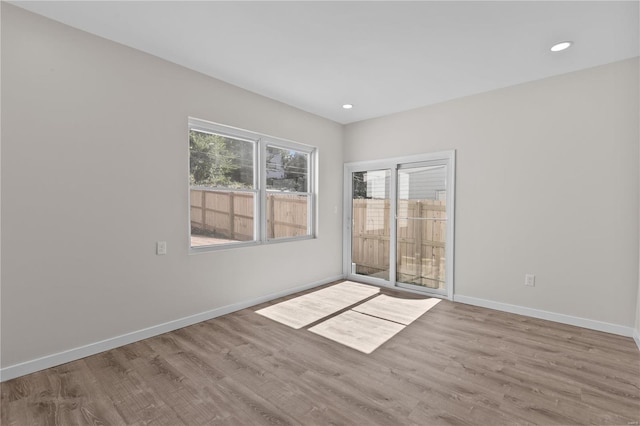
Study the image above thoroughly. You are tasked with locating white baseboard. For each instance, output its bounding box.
[0,274,345,382]
[634,329,640,351]
[453,294,636,338]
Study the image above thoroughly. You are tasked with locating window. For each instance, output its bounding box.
[189,118,315,250]
[265,145,311,240]
[344,151,455,299]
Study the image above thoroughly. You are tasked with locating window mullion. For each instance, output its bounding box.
[309,150,315,237]
[259,139,267,242]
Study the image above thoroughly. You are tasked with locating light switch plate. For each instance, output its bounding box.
[525,274,535,287]
[157,241,167,255]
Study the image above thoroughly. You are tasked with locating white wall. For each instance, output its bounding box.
[345,58,640,330]
[1,4,344,370]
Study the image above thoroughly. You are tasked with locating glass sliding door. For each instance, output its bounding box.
[396,164,448,294]
[350,170,392,281]
[344,151,454,298]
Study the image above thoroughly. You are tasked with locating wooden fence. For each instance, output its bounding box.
[191,190,445,288]
[352,198,446,289]
[266,193,308,239]
[190,189,308,243]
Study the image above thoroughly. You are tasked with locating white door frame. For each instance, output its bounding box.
[343,150,456,300]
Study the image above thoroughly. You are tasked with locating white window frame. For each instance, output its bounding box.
[261,138,315,242]
[188,117,316,253]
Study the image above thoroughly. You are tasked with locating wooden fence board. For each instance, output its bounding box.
[190,189,309,243]
[352,198,447,289]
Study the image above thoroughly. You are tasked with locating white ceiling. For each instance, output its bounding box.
[11,1,640,124]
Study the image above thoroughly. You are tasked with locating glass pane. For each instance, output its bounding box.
[189,129,254,189]
[190,189,255,247]
[266,146,308,192]
[266,193,309,239]
[351,170,391,280]
[397,165,447,290]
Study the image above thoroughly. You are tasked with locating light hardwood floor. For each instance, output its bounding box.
[2,282,639,425]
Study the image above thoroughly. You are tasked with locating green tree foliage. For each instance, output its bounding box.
[189,130,253,189]
[352,171,369,198]
[281,150,308,191]
[266,146,308,192]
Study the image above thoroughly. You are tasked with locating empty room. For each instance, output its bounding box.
[1,1,639,425]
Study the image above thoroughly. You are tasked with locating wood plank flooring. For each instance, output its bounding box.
[2,282,639,425]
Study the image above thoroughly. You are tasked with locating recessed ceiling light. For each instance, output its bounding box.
[550,41,572,52]
[342,104,353,109]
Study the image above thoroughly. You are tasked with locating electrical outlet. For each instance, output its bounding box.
[525,274,535,287]
[156,241,167,255]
